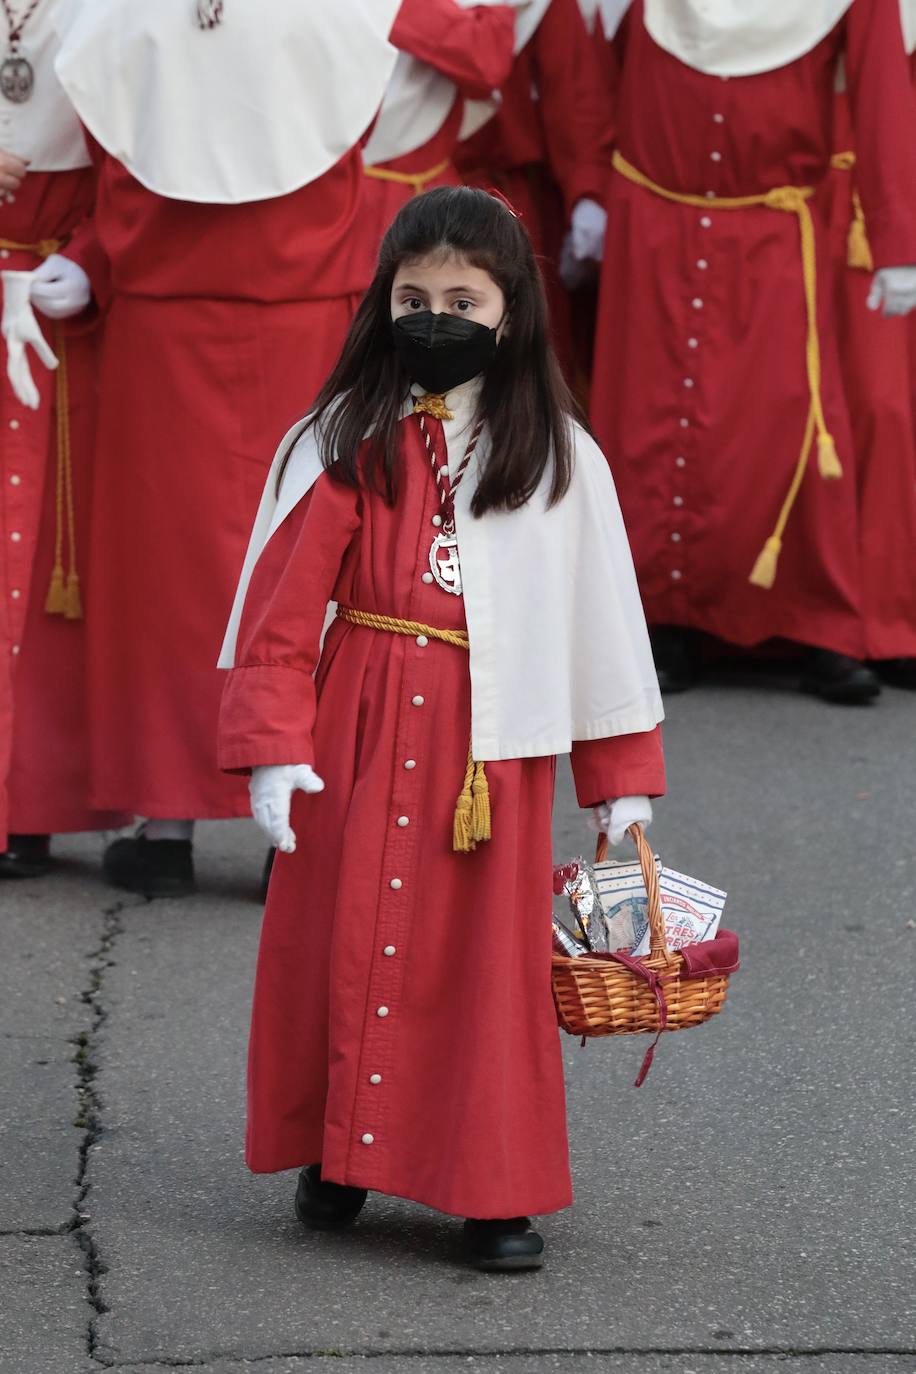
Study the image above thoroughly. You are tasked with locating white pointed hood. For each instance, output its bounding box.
[643,0,854,77]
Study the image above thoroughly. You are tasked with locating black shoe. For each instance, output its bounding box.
[260,847,276,902]
[800,650,881,705]
[294,1164,367,1231]
[463,1217,545,1271]
[650,626,697,694]
[870,657,916,690]
[103,827,196,898]
[0,833,52,879]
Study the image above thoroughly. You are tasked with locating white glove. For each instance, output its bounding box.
[569,197,607,264]
[29,253,91,320]
[592,795,653,847]
[249,763,325,854]
[1,269,58,410]
[866,266,916,318]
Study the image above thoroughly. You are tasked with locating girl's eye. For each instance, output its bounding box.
[406,298,424,311]
[453,299,475,313]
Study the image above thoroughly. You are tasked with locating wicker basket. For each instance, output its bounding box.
[551,824,735,1083]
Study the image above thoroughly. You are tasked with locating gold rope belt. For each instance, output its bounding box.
[336,605,490,853]
[363,158,452,199]
[612,150,843,591]
[0,235,81,619]
[829,150,874,272]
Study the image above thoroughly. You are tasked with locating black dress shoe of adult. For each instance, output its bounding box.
[103,829,196,898]
[870,657,916,690]
[464,1217,545,1271]
[0,833,52,879]
[650,625,697,694]
[800,650,881,705]
[294,1164,368,1231]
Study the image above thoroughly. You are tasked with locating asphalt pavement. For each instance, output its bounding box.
[1,675,914,1374]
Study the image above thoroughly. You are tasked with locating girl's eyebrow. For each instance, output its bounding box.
[396,283,427,294]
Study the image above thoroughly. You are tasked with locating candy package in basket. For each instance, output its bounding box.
[552,851,727,958]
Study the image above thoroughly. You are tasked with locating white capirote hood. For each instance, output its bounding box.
[643,0,854,77]
[219,382,663,762]
[53,0,400,203]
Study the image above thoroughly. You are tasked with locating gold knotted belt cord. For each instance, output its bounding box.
[612,149,843,591]
[363,158,452,198]
[0,234,82,619]
[829,150,874,272]
[335,605,491,853]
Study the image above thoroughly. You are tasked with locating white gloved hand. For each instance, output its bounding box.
[1,269,58,410]
[29,253,91,320]
[569,196,607,263]
[249,763,325,854]
[592,795,653,846]
[866,266,916,318]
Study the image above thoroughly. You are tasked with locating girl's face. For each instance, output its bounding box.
[391,254,507,334]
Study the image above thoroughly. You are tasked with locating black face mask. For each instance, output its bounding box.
[391,310,500,395]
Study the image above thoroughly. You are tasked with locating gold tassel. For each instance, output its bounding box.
[749,536,783,591]
[817,432,843,480]
[45,564,67,614]
[846,193,874,272]
[453,744,476,852]
[64,571,83,621]
[470,761,491,844]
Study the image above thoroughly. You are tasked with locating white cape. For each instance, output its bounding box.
[643,0,854,77]
[363,54,457,169]
[220,386,664,763]
[53,0,400,204]
[901,0,916,54]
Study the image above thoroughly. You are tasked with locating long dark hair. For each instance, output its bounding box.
[306,185,582,516]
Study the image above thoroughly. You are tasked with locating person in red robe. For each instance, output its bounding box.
[455,0,614,385]
[0,0,127,878]
[52,0,402,896]
[590,0,916,702]
[355,0,518,287]
[218,187,665,1269]
[826,12,916,689]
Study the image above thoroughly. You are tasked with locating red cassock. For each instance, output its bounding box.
[826,91,916,661]
[218,419,665,1217]
[457,0,614,380]
[591,0,916,655]
[354,0,516,285]
[83,148,371,818]
[0,169,126,845]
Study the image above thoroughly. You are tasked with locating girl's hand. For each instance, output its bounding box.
[249,764,324,853]
[592,795,653,847]
[0,148,28,193]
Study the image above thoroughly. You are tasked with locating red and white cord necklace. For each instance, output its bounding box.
[0,0,41,103]
[417,410,485,597]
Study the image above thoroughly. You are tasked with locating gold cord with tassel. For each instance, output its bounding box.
[336,606,490,852]
[0,235,82,619]
[829,152,874,272]
[611,153,845,592]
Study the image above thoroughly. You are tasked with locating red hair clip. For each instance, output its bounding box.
[486,187,522,220]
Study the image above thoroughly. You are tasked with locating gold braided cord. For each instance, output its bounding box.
[364,158,452,198]
[336,606,490,852]
[412,392,454,421]
[829,149,874,272]
[611,151,842,591]
[0,235,82,618]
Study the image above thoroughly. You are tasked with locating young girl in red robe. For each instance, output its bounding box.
[218,187,665,1270]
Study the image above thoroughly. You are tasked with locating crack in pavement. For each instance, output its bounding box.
[90,1346,916,1369]
[68,895,133,1362]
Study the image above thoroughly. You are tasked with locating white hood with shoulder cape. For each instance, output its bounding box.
[643,0,854,77]
[220,383,664,762]
[52,0,400,203]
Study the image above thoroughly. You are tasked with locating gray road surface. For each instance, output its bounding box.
[1,678,914,1374]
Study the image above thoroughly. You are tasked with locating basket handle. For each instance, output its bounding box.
[595,823,669,957]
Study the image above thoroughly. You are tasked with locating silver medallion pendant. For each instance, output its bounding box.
[0,51,33,103]
[429,533,463,596]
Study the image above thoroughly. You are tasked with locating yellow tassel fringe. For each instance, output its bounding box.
[846,201,874,272]
[45,565,67,615]
[817,433,843,480]
[749,536,782,591]
[64,572,83,621]
[453,744,491,853]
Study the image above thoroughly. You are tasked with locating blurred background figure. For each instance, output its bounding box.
[0,0,127,879]
[356,0,519,285]
[53,0,400,896]
[826,3,916,692]
[456,0,614,391]
[589,0,916,703]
